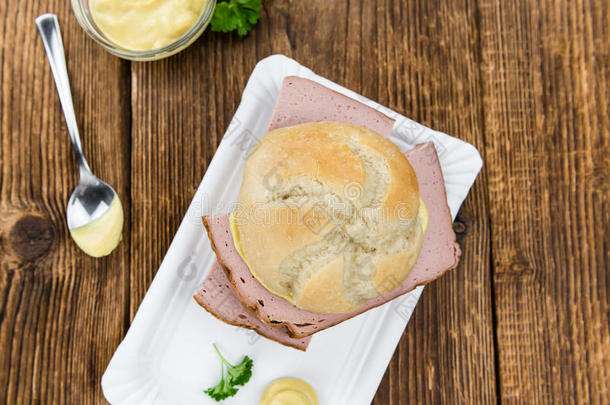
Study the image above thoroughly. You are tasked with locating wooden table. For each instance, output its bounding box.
[1,1,608,403]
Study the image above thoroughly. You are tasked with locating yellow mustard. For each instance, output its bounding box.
[69,196,123,257]
[260,378,319,405]
[418,198,429,233]
[89,0,209,50]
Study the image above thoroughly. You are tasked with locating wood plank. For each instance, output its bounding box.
[478,0,609,403]
[129,0,497,403]
[0,1,131,404]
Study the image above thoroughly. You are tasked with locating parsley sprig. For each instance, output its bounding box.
[204,343,253,401]
[211,0,262,36]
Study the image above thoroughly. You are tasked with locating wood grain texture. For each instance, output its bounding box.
[1,0,608,403]
[0,1,131,404]
[479,0,609,403]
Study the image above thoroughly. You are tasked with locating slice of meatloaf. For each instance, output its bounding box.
[194,261,311,351]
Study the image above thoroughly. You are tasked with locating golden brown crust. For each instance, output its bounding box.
[235,121,423,313]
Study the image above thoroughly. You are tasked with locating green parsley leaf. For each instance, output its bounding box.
[225,355,253,386]
[204,344,254,402]
[211,0,261,36]
[204,370,238,401]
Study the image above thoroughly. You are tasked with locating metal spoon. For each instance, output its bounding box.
[36,14,123,256]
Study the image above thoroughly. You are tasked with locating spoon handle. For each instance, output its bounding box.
[36,14,92,179]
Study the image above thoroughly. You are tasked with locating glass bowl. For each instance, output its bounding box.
[71,0,216,61]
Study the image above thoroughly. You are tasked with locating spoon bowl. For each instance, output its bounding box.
[67,173,118,230]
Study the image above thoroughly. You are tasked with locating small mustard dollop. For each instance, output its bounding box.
[69,197,123,257]
[260,378,318,405]
[418,198,429,233]
[89,0,209,51]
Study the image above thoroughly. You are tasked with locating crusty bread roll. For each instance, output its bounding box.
[232,122,426,314]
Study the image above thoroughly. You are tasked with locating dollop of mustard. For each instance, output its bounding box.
[69,196,123,257]
[260,378,318,405]
[418,198,429,233]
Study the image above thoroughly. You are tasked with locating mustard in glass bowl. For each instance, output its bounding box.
[71,0,216,61]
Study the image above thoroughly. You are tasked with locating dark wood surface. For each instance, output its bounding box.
[0,0,607,404]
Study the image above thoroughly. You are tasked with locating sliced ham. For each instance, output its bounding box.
[194,76,396,348]
[196,76,460,342]
[267,76,395,137]
[203,142,460,338]
[194,261,311,351]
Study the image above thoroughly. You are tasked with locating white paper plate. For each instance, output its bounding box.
[102,55,483,405]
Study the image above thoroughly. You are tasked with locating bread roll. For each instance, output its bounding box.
[232,122,425,314]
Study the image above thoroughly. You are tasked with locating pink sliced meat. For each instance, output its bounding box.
[194,261,311,351]
[403,143,461,280]
[203,142,460,338]
[267,76,395,138]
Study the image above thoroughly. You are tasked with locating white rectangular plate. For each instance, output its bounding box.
[102,55,483,405]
